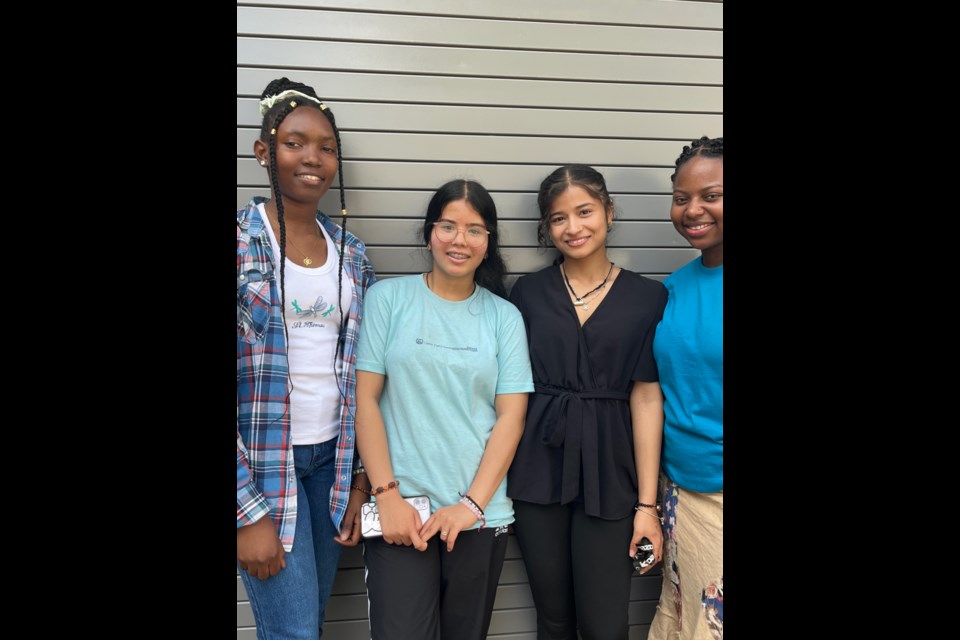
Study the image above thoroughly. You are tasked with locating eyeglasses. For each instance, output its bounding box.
[432,222,490,247]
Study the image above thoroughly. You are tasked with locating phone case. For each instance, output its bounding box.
[360,495,431,538]
[633,537,656,572]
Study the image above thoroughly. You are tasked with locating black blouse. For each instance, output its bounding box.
[507,266,667,519]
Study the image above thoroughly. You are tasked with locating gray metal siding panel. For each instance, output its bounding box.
[238,7,722,57]
[238,1,721,637]
[238,127,725,160]
[237,38,722,85]
[237,602,255,628]
[238,69,723,112]
[243,0,723,29]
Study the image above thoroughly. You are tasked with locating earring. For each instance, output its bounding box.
[259,160,266,166]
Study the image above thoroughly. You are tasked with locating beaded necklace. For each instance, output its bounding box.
[560,262,614,311]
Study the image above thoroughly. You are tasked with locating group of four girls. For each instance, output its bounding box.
[237,77,723,640]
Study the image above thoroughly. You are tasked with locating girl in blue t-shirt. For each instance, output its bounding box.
[649,136,724,640]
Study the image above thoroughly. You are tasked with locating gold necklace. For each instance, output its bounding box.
[286,229,323,266]
[265,210,323,266]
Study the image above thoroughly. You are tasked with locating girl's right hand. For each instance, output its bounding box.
[376,492,428,551]
[237,516,286,580]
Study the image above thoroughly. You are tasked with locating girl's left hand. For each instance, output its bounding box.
[334,483,369,547]
[419,503,480,552]
[629,508,664,574]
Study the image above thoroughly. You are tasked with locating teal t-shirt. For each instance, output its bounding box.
[653,258,723,492]
[356,275,534,527]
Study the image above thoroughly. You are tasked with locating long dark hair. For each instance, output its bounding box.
[259,77,350,360]
[671,136,723,183]
[536,164,614,264]
[421,180,508,299]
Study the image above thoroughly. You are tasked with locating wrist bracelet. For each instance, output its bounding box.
[372,480,400,496]
[458,496,486,529]
[351,484,372,495]
[635,501,658,510]
[352,467,366,477]
[458,492,485,516]
[634,506,664,525]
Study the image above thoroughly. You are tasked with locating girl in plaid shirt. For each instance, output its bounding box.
[237,77,376,639]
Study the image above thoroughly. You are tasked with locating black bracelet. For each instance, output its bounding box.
[634,501,658,511]
[458,492,485,516]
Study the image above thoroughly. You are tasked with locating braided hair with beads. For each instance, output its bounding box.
[258,77,351,392]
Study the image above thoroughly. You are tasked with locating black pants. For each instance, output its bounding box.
[513,500,634,640]
[363,527,509,640]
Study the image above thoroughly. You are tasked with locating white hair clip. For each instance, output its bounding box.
[259,90,325,117]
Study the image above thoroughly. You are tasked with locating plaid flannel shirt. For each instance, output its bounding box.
[237,197,375,550]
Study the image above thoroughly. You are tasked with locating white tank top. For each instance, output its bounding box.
[259,204,354,444]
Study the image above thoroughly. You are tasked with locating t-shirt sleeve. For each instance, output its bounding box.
[355,281,391,375]
[631,281,669,382]
[495,304,535,395]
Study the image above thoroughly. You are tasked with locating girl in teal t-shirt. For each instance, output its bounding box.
[355,179,534,640]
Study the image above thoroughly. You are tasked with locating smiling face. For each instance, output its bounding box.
[429,198,489,285]
[546,185,613,261]
[254,106,338,209]
[671,156,723,267]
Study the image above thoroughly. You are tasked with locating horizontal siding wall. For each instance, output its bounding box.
[237,1,721,638]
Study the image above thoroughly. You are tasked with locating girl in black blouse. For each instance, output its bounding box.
[508,165,667,639]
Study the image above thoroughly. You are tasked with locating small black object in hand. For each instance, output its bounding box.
[633,537,655,573]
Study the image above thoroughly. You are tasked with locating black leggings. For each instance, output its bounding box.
[513,500,634,640]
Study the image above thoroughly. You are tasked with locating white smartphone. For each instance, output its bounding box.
[360,495,431,538]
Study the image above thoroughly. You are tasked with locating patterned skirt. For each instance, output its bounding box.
[648,476,723,640]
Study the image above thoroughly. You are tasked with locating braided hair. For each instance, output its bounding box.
[535,165,614,265]
[259,77,351,386]
[671,136,723,183]
[421,180,509,299]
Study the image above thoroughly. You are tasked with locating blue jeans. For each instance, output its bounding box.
[240,440,343,640]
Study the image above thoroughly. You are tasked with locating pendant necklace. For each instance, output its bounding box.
[561,262,614,311]
[286,230,323,266]
[268,210,323,266]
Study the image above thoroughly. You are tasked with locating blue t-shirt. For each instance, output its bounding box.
[356,275,534,527]
[653,258,723,492]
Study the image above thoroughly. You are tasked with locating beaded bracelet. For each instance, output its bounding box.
[351,484,372,495]
[458,493,486,529]
[352,467,366,477]
[634,501,664,525]
[372,480,400,496]
[458,493,485,516]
